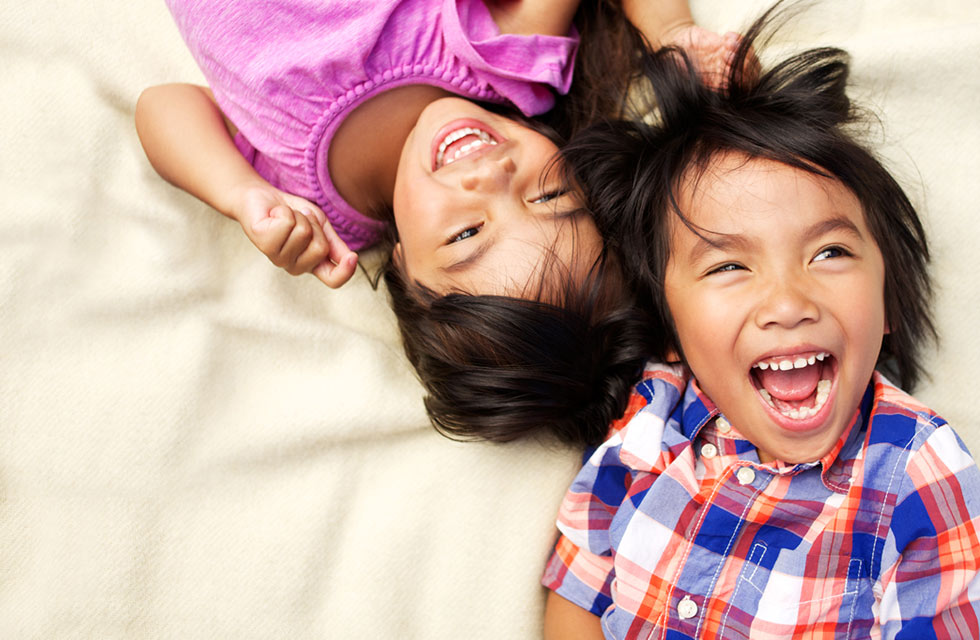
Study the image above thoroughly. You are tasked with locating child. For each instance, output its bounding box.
[542,8,980,638]
[135,0,739,445]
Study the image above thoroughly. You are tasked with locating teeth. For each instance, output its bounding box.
[758,377,832,420]
[752,352,830,371]
[436,127,496,167]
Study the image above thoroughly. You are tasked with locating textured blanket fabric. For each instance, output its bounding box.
[1,1,978,638]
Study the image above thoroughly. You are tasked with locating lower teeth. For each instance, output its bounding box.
[760,379,830,419]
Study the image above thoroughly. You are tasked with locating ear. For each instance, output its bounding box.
[392,242,404,269]
[664,346,683,364]
[883,313,891,335]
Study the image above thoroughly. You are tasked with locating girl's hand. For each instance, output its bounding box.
[663,26,757,89]
[235,185,358,289]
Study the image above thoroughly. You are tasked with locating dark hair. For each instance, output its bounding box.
[542,0,649,139]
[383,239,657,447]
[562,1,936,390]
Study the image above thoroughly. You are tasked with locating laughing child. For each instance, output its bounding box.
[541,7,980,638]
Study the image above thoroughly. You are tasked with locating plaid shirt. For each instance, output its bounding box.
[543,363,980,639]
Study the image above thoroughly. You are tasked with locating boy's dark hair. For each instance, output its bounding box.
[562,1,936,391]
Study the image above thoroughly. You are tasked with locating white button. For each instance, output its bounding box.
[716,416,731,433]
[700,443,718,458]
[736,467,756,485]
[677,595,698,620]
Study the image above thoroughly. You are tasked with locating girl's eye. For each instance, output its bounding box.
[813,245,851,262]
[708,263,744,275]
[449,224,482,244]
[531,188,566,204]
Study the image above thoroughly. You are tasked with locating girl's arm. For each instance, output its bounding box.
[484,0,580,35]
[134,84,357,288]
[543,591,604,640]
[621,0,695,46]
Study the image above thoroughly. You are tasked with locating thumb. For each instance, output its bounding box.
[313,252,359,289]
[311,216,358,288]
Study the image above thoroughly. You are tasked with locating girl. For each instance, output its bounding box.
[136,0,739,445]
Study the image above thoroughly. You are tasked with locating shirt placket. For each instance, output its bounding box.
[661,428,772,639]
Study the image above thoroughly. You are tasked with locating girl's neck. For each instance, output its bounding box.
[329,84,453,218]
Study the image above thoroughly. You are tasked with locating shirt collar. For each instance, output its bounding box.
[679,376,876,494]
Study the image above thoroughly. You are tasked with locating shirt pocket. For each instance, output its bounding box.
[723,543,871,639]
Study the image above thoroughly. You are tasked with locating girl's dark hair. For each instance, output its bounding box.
[563,1,936,391]
[542,0,649,138]
[384,243,658,447]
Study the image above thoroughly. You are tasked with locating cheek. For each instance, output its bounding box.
[665,280,711,359]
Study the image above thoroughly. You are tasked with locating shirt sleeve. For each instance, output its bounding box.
[441,0,578,115]
[541,439,633,616]
[877,421,980,637]
[542,363,688,617]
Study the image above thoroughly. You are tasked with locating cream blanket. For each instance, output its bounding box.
[2,1,978,637]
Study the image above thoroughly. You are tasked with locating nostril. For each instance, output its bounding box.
[500,157,516,173]
[461,175,478,191]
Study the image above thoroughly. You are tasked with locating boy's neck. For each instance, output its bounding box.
[328,85,453,218]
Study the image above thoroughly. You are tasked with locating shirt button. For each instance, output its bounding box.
[700,443,718,458]
[736,467,756,485]
[677,595,699,620]
[716,416,731,434]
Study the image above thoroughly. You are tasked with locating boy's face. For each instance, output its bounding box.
[664,154,887,464]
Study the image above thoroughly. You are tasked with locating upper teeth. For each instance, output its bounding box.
[436,128,496,167]
[753,352,828,371]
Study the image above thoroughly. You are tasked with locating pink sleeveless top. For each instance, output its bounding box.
[166,0,578,250]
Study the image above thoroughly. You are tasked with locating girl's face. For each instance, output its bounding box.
[664,154,887,465]
[391,97,601,295]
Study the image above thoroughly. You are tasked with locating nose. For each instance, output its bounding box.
[754,274,820,330]
[460,156,516,193]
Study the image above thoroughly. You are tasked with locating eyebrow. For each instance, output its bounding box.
[685,214,864,263]
[442,235,496,274]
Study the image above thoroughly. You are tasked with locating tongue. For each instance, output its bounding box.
[756,364,820,402]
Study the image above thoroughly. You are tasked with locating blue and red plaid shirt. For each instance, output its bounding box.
[543,363,980,639]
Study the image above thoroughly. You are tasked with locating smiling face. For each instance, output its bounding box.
[391,97,601,295]
[664,154,887,464]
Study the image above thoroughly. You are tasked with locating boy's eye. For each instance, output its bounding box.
[813,245,851,261]
[449,224,482,244]
[531,188,566,204]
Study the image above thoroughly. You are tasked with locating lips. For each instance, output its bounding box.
[431,119,502,171]
[750,351,837,431]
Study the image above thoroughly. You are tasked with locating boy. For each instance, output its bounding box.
[541,11,980,639]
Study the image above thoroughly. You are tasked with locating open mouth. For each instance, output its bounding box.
[750,351,836,427]
[431,120,501,170]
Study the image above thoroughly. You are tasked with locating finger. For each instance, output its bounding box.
[278,210,316,273]
[300,206,327,227]
[292,214,331,274]
[313,252,359,289]
[249,205,296,262]
[317,215,355,265]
